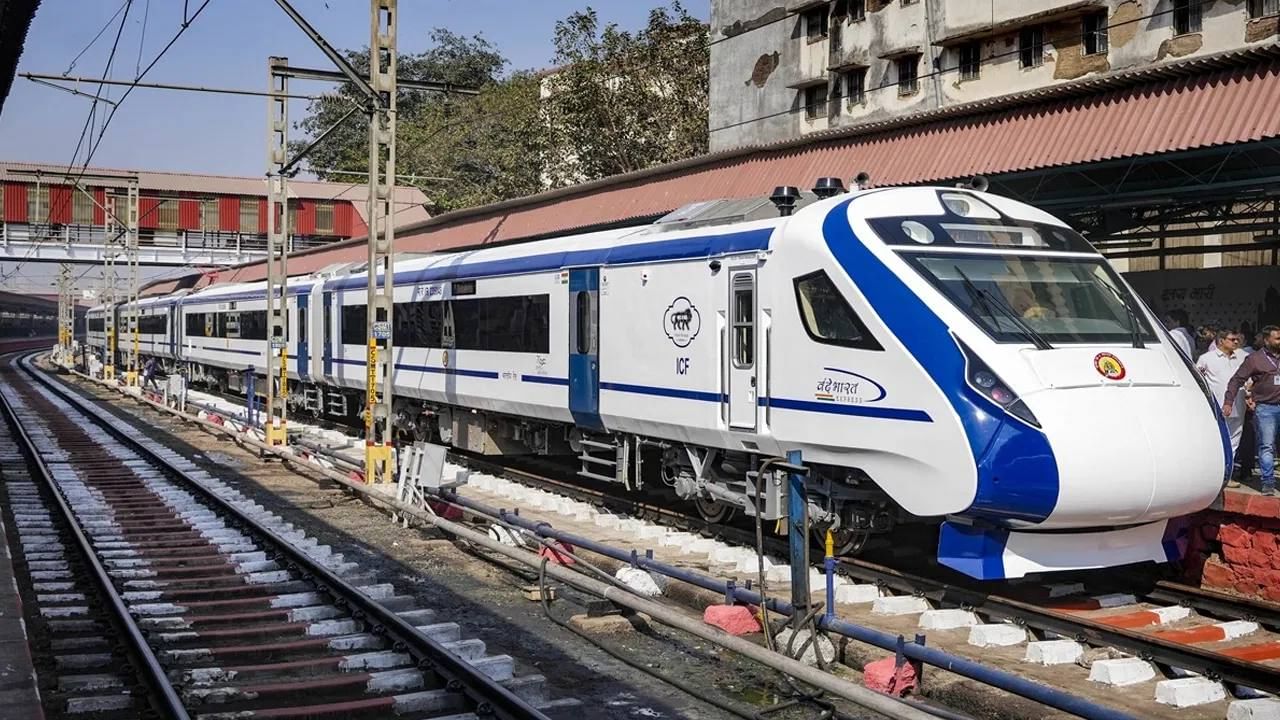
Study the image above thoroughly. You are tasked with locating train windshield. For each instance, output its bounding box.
[899,253,1159,345]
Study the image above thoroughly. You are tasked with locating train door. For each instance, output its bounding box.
[568,268,601,430]
[726,265,758,431]
[168,304,178,357]
[297,293,310,381]
[322,291,334,378]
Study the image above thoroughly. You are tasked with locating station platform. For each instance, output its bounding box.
[1183,480,1280,603]
[0,500,44,718]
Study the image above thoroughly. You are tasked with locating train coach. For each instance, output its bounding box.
[87,181,1230,580]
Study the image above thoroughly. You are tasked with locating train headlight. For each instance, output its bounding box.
[956,338,1041,428]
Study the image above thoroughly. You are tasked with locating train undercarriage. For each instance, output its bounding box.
[178,359,907,556]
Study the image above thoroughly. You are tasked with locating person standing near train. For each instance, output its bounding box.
[1225,326,1280,496]
[1199,330,1248,485]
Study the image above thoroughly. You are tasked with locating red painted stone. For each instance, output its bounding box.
[1246,496,1280,519]
[863,656,918,697]
[1223,491,1251,514]
[426,500,464,521]
[1236,580,1260,596]
[1201,559,1234,589]
[1256,531,1279,555]
[539,540,576,565]
[703,605,761,636]
[1266,584,1280,604]
[1220,524,1253,549]
[1224,544,1252,565]
[1249,549,1272,568]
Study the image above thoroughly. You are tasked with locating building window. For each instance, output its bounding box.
[72,189,95,225]
[958,42,981,81]
[1173,0,1201,35]
[1082,12,1109,55]
[1249,0,1279,18]
[850,0,865,21]
[315,201,335,233]
[803,84,828,119]
[803,6,829,40]
[842,68,866,105]
[26,185,49,224]
[896,55,919,96]
[156,197,179,231]
[238,196,259,234]
[1019,26,1044,68]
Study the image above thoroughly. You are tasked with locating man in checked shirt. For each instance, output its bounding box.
[1226,326,1280,496]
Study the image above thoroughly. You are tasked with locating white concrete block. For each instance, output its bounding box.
[636,525,668,541]
[765,565,792,584]
[593,514,621,529]
[1151,606,1192,624]
[615,567,663,598]
[685,538,720,555]
[1229,698,1280,720]
[735,555,774,575]
[660,532,697,548]
[967,623,1027,647]
[1088,657,1156,687]
[871,596,931,616]
[835,584,881,604]
[1091,593,1137,609]
[1024,640,1084,665]
[918,609,979,630]
[711,546,753,564]
[1219,620,1260,640]
[1046,582,1085,598]
[1155,677,1227,708]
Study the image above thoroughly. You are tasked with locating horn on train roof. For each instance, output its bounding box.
[852,171,871,191]
[811,177,846,199]
[769,186,801,217]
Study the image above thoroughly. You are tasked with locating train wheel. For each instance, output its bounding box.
[814,526,870,557]
[693,496,735,525]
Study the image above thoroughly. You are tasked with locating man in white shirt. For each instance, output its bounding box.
[1198,329,1248,484]
[1165,309,1195,359]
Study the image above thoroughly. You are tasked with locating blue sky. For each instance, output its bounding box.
[0,0,708,178]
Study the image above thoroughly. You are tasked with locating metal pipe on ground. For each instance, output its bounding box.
[57,365,931,720]
[65,365,1133,720]
[439,495,1137,720]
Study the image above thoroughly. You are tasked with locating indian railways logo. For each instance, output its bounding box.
[663,297,701,348]
[1093,352,1126,380]
[814,368,887,404]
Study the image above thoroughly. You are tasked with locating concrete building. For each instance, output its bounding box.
[710,0,1280,151]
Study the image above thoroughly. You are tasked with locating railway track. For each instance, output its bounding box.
[0,353,566,720]
[41,355,1280,714]
[445,452,1280,706]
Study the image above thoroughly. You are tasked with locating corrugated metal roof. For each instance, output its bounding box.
[186,49,1280,289]
[0,161,431,227]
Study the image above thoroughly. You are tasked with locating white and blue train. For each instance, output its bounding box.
[86,183,1230,580]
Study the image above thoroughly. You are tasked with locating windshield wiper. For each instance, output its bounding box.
[1098,279,1145,349]
[954,266,1054,350]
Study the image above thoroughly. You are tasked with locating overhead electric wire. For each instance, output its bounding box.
[63,0,130,76]
[3,0,214,284]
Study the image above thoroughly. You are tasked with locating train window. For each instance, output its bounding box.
[793,271,883,350]
[341,304,367,345]
[138,315,167,334]
[88,317,104,332]
[298,307,307,345]
[575,292,593,355]
[186,313,205,338]
[902,254,1158,344]
[732,273,754,368]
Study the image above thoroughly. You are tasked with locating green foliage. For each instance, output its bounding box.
[541,2,709,186]
[293,4,709,213]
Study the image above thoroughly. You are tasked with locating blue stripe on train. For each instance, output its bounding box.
[820,199,1060,526]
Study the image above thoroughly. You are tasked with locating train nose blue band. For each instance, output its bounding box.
[821,200,1060,524]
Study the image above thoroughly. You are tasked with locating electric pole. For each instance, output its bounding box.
[265,55,290,448]
[365,0,398,484]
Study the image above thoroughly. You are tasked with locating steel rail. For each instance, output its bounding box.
[836,559,1280,692]
[457,455,1280,692]
[0,355,192,720]
[18,353,552,720]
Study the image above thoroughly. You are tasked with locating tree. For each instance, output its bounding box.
[540,2,709,187]
[291,5,711,212]
[293,29,543,213]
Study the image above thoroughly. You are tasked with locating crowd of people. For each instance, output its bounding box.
[1169,309,1280,496]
